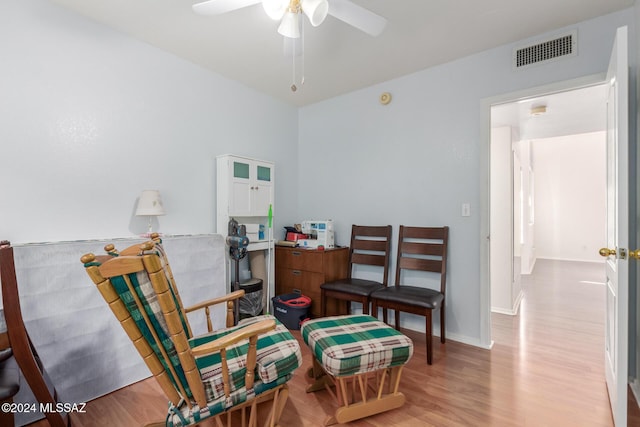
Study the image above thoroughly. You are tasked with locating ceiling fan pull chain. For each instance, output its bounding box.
[301,18,305,86]
[291,18,305,91]
[291,35,297,92]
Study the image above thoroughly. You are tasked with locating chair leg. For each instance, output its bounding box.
[0,398,14,426]
[440,304,446,344]
[321,288,327,317]
[361,297,369,315]
[394,310,400,331]
[425,310,433,365]
[346,300,351,315]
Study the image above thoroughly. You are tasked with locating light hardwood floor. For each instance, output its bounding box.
[30,259,640,426]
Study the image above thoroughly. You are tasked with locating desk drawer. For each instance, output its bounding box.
[276,267,324,292]
[276,248,324,273]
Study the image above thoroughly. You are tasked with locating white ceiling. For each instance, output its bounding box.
[50,0,633,106]
[491,83,608,141]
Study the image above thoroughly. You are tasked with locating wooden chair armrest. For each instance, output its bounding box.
[184,290,245,313]
[191,319,276,357]
[185,290,246,332]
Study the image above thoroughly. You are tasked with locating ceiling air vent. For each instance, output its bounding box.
[513,30,577,69]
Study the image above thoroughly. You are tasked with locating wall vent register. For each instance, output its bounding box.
[513,30,577,69]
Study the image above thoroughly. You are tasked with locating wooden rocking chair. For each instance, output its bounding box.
[81,240,301,427]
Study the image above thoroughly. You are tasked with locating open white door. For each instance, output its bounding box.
[600,25,629,427]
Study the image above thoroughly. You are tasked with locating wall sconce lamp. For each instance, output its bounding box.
[135,190,165,235]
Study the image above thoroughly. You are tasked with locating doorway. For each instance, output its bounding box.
[489,83,607,317]
[479,74,608,349]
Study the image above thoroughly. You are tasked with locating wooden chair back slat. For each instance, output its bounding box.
[348,225,393,283]
[400,226,447,240]
[352,239,389,252]
[400,242,445,257]
[394,226,449,294]
[351,253,387,267]
[398,257,443,273]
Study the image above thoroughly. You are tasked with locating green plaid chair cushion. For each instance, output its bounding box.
[142,244,191,339]
[301,315,413,377]
[166,373,291,427]
[189,314,302,401]
[111,270,193,398]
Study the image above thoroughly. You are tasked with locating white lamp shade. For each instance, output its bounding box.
[135,190,166,216]
[278,11,300,38]
[301,0,328,27]
[262,0,288,20]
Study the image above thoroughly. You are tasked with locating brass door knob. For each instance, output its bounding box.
[599,248,616,257]
[630,250,640,260]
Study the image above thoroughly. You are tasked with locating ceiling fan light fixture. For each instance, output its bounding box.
[262,0,288,20]
[301,0,328,27]
[278,11,300,38]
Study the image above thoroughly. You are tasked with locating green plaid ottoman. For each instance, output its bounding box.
[301,315,413,425]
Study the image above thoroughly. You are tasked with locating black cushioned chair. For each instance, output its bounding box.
[320,225,392,316]
[371,226,449,364]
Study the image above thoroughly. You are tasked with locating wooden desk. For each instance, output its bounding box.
[275,246,349,317]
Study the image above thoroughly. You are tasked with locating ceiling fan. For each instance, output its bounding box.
[192,0,388,38]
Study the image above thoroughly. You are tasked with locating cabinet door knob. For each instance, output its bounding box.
[292,251,301,256]
[292,270,301,276]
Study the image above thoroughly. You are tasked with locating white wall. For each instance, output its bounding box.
[490,126,515,314]
[532,131,606,262]
[517,139,536,274]
[0,0,300,244]
[299,10,634,346]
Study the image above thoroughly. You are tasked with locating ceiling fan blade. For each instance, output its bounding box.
[192,0,262,16]
[327,0,387,37]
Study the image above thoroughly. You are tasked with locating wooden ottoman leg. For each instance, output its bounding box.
[306,357,334,393]
[331,367,406,425]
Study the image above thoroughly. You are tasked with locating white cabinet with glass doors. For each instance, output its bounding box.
[216,154,274,251]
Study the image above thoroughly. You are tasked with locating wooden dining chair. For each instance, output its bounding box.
[320,225,392,316]
[0,240,69,426]
[370,226,449,364]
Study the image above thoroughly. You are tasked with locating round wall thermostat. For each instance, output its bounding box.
[379,92,392,105]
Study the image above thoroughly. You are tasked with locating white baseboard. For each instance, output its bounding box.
[492,307,516,315]
[364,309,493,350]
[491,290,523,316]
[523,256,536,275]
[512,290,523,314]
